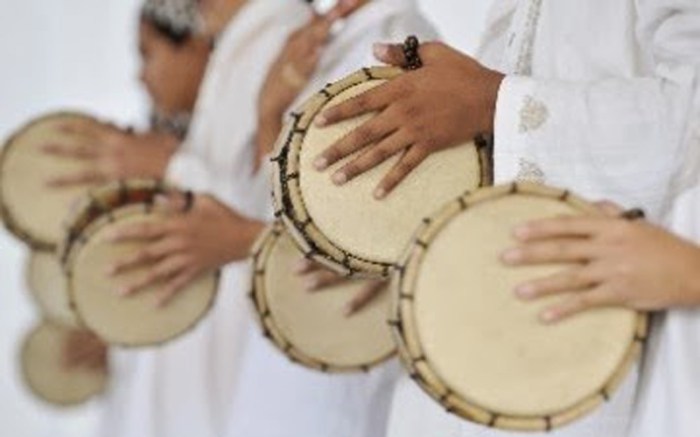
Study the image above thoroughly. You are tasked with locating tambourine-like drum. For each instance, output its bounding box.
[60,180,218,347]
[250,224,395,372]
[391,183,647,431]
[272,67,492,277]
[20,322,108,406]
[0,112,110,250]
[26,250,79,328]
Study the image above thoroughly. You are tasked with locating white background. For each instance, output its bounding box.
[0,1,492,435]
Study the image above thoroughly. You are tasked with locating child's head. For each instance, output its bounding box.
[139,0,210,117]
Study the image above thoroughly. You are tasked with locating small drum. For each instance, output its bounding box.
[391,182,647,431]
[60,180,218,347]
[272,67,492,278]
[250,224,395,372]
[20,322,108,406]
[0,112,111,250]
[26,250,79,328]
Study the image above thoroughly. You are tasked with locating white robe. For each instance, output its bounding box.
[223,2,437,437]
[629,140,700,436]
[387,1,700,437]
[97,2,310,437]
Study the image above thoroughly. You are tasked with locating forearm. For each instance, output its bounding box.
[673,242,700,308]
[255,112,284,169]
[223,216,267,263]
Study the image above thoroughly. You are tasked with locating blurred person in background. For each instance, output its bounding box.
[52,0,212,401]
[301,1,699,437]
[95,1,310,437]
[92,0,437,436]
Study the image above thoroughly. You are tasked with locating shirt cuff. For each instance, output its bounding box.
[493,75,536,184]
[165,151,212,193]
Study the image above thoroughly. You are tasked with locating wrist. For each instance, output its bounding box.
[225,217,266,262]
[479,70,505,135]
[682,248,700,306]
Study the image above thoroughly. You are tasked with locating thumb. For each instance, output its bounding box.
[373,43,407,67]
[153,190,194,214]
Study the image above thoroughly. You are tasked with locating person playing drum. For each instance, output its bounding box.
[96,1,438,437]
[303,2,700,437]
[46,0,213,376]
[85,1,426,437]
[41,0,211,185]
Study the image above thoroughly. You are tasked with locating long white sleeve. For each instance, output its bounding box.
[493,1,700,220]
[165,149,214,193]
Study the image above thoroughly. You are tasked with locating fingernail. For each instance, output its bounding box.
[541,310,558,324]
[515,284,535,299]
[374,188,386,200]
[104,266,117,276]
[501,249,522,264]
[316,114,328,127]
[313,157,328,170]
[344,304,355,317]
[373,43,389,59]
[116,286,129,296]
[332,172,347,185]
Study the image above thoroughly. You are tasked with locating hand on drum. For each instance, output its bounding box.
[295,259,386,316]
[42,123,178,186]
[313,41,504,199]
[502,202,700,323]
[62,330,108,372]
[106,192,264,307]
[256,0,365,168]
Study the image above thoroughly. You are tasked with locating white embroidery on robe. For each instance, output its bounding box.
[516,158,546,183]
[519,95,549,132]
[515,0,543,75]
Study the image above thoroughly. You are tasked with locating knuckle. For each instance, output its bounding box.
[353,95,370,111]
[368,147,391,164]
[342,162,359,177]
[353,125,375,143]
[396,159,416,175]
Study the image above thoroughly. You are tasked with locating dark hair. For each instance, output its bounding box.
[141,13,192,45]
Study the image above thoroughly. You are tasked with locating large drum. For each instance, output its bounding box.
[26,250,79,328]
[391,182,647,431]
[20,322,108,406]
[250,224,395,372]
[272,67,492,278]
[60,180,218,347]
[0,112,111,250]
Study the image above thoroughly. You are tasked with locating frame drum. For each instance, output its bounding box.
[391,183,647,431]
[60,180,218,347]
[0,112,110,250]
[20,322,108,406]
[272,67,492,278]
[26,250,79,328]
[250,224,395,372]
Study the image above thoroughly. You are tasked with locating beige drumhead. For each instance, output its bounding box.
[0,112,109,250]
[250,224,395,372]
[272,67,491,277]
[392,183,646,431]
[26,250,79,328]
[20,322,108,406]
[62,181,218,347]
